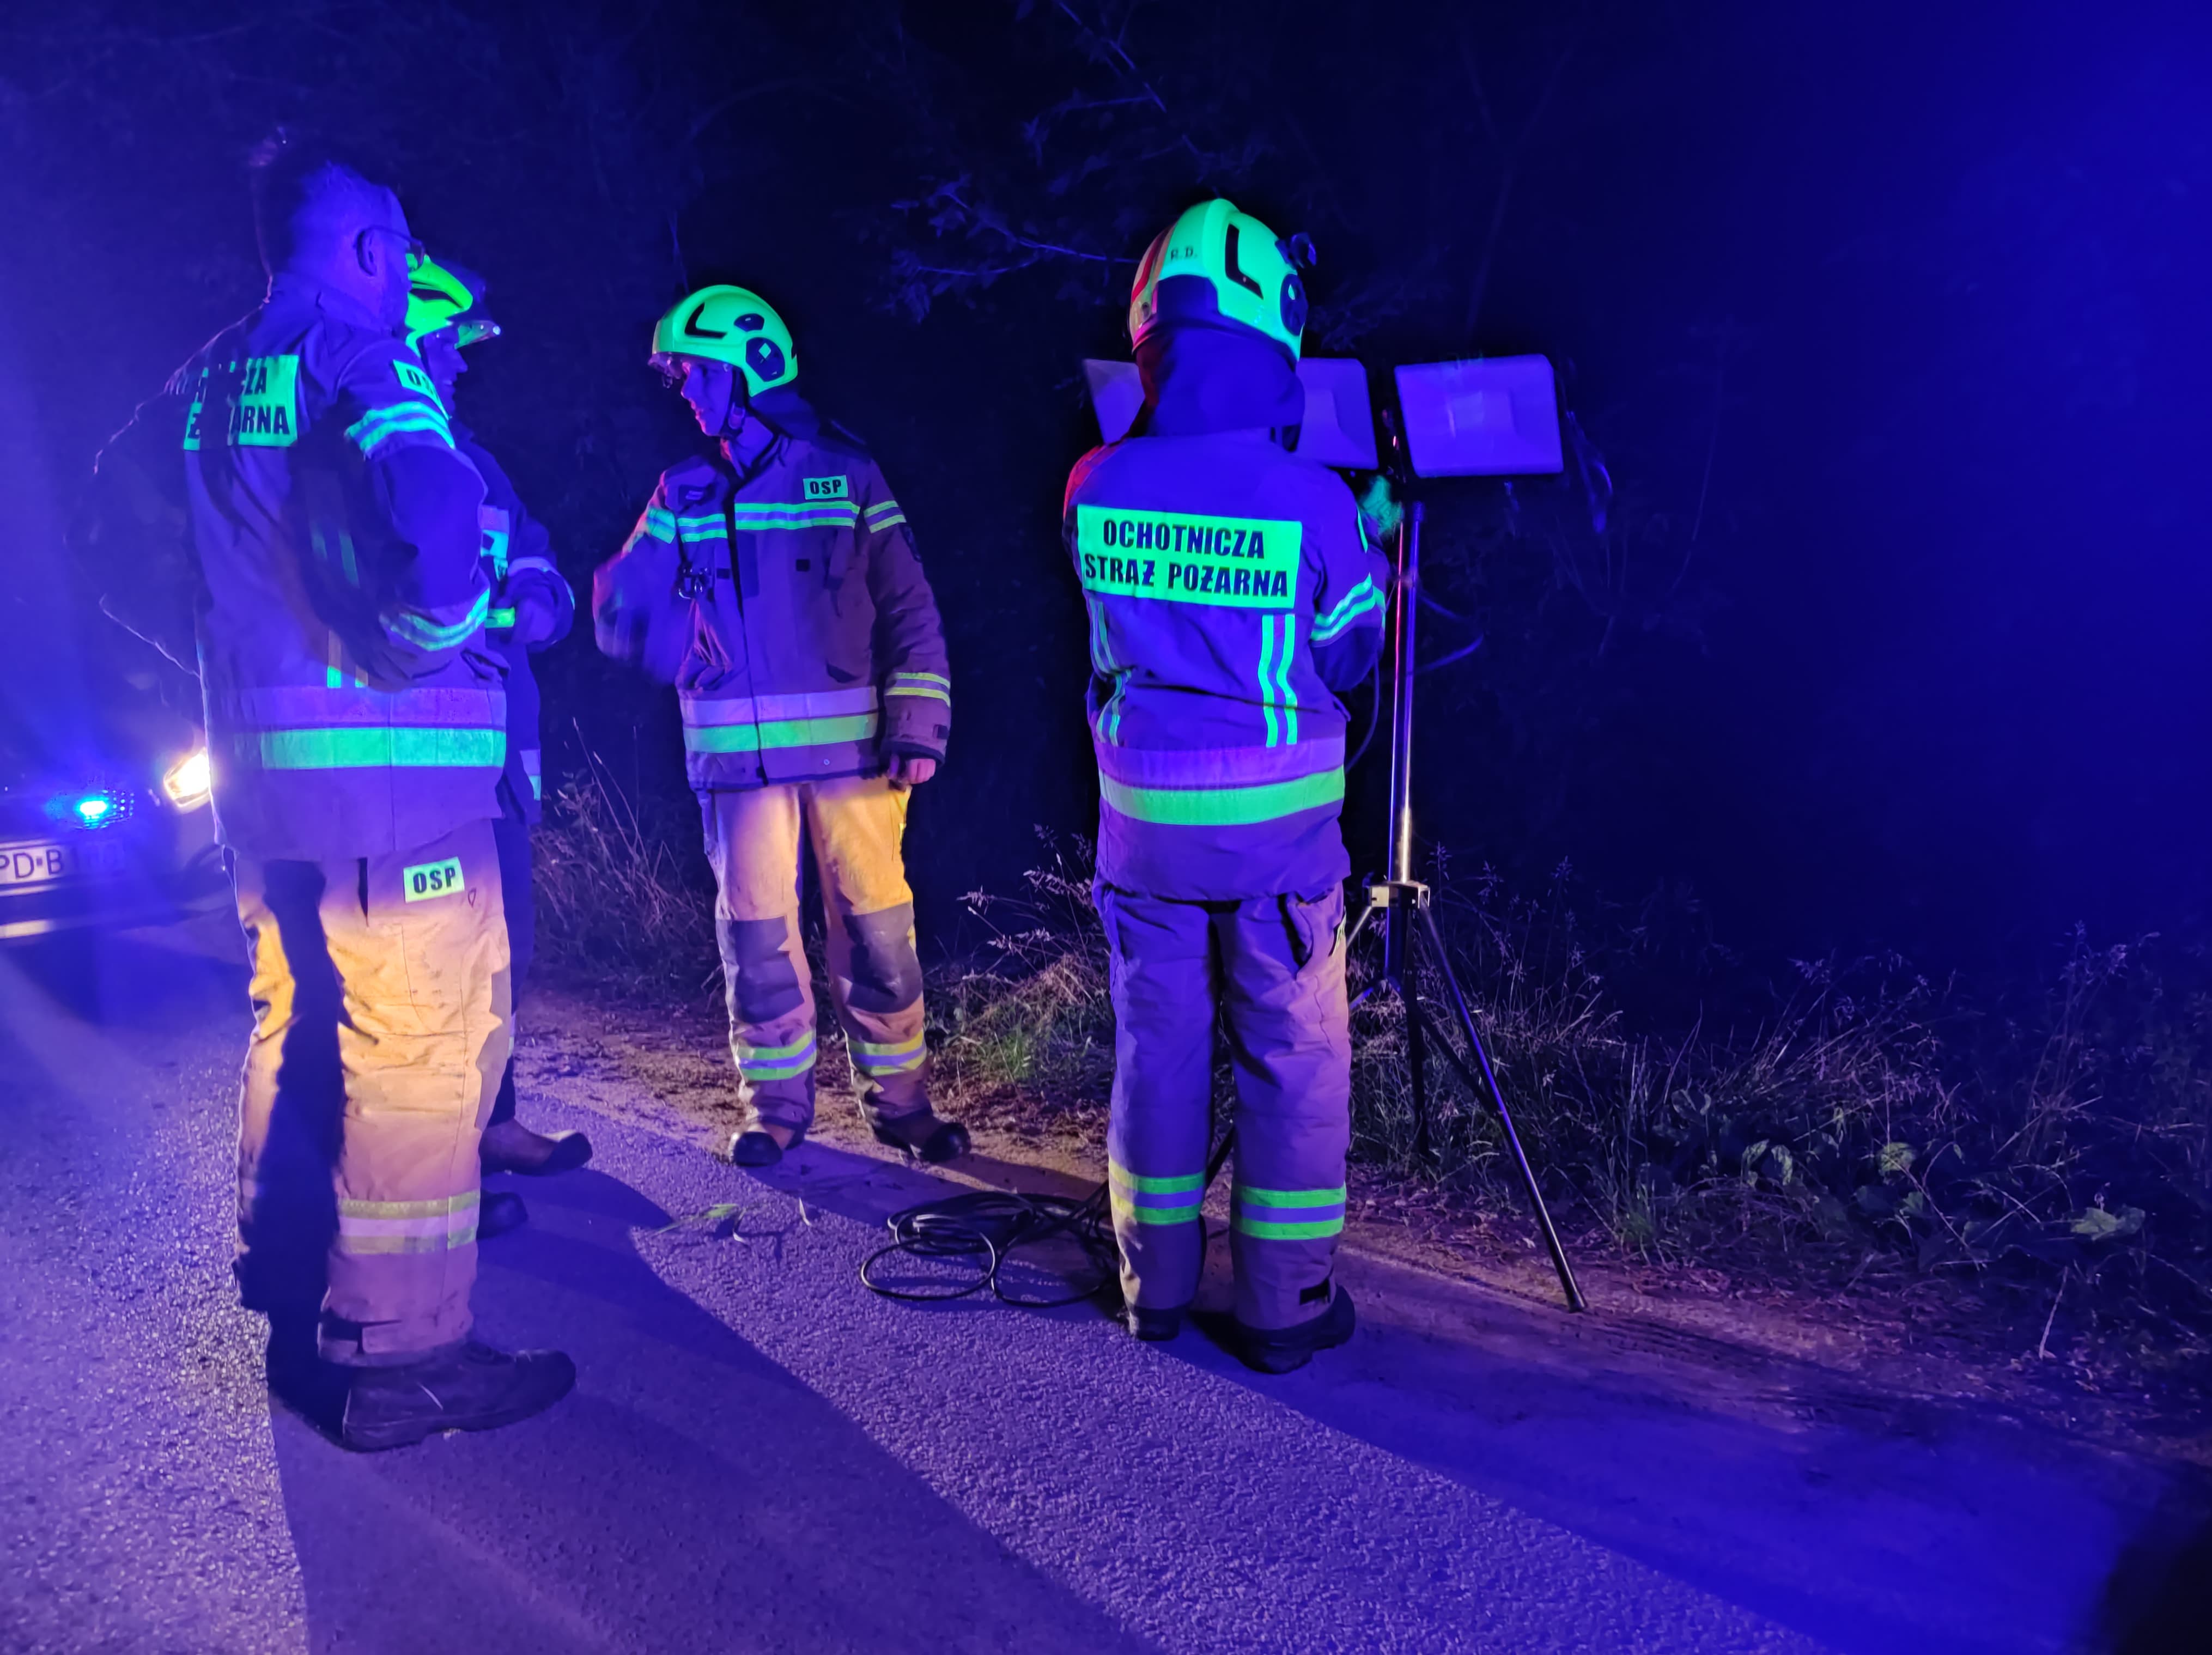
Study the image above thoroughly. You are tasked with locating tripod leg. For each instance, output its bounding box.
[1400,972,1433,1166]
[1413,905,1587,1313]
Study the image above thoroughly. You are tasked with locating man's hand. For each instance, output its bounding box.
[507,592,560,648]
[888,753,938,787]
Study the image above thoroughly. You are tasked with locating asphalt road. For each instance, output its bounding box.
[1,915,2203,1654]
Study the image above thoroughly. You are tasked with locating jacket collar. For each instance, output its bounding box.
[266,273,395,336]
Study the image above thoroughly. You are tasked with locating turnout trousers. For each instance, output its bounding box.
[703,775,931,1135]
[1101,884,1351,1331]
[231,818,511,1365]
[488,783,534,1125]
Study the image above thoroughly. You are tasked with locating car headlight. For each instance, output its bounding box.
[162,748,212,808]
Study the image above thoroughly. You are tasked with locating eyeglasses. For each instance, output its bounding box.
[360,226,428,272]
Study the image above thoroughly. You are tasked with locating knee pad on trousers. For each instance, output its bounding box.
[720,915,807,1023]
[841,904,922,1013]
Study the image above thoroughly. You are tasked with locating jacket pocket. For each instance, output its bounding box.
[1280,884,1347,973]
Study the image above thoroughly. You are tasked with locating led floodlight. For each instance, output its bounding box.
[1081,357,1377,470]
[1393,355,1563,477]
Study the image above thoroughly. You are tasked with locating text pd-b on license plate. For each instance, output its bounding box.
[0,839,129,888]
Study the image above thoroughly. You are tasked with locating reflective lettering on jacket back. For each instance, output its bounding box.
[1074,506,1301,606]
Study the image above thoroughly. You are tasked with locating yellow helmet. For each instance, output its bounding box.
[650,284,797,397]
[1128,199,1309,360]
[405,257,501,351]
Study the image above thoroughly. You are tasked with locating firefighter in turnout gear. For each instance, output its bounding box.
[1064,200,1390,1372]
[405,258,591,1210]
[83,138,574,1449]
[594,284,967,1169]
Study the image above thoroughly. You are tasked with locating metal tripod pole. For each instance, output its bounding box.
[1348,500,1587,1313]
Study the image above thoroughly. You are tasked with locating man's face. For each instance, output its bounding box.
[420,329,466,405]
[361,190,415,330]
[673,358,738,436]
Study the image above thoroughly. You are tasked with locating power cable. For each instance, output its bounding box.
[859,1133,1237,1310]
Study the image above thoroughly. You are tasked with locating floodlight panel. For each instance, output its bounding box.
[1083,358,1144,445]
[1394,356,1563,477]
[1294,358,1378,470]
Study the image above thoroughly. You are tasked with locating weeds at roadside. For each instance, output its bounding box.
[533,787,2212,1376]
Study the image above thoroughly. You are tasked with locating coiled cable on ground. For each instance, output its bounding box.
[860,1134,1235,1310]
[859,1184,1117,1307]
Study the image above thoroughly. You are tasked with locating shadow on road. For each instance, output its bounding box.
[763,1138,2201,1655]
[268,1161,1158,1655]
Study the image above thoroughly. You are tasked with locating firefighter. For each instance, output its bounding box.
[594,285,967,1169]
[405,257,592,1207]
[1063,199,1391,1372]
[88,137,573,1449]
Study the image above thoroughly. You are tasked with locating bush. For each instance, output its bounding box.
[534,745,720,997]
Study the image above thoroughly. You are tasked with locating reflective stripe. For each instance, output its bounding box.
[1108,1159,1205,1226]
[685,714,878,755]
[727,501,861,532]
[222,685,505,729]
[1098,767,1344,827]
[1238,1184,1347,1207]
[251,727,506,770]
[336,1191,478,1254]
[1258,613,1298,747]
[488,607,516,629]
[522,747,542,800]
[1233,1215,1345,1240]
[1109,1164,1205,1194]
[628,507,677,547]
[676,513,730,540]
[682,688,882,754]
[1233,1183,1347,1242]
[864,499,909,533]
[1312,576,1387,643]
[1093,735,1342,789]
[384,586,490,652]
[850,1031,927,1074]
[345,400,454,458]
[887,671,951,703]
[738,1032,817,1081]
[682,687,881,726]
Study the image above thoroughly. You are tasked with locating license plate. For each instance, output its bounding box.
[0,838,129,889]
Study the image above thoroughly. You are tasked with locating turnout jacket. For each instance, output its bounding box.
[171,277,500,860]
[1063,328,1389,901]
[593,391,951,790]
[455,427,575,825]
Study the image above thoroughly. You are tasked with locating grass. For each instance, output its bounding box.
[534,763,2212,1370]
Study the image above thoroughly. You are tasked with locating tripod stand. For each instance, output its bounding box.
[1342,497,1586,1312]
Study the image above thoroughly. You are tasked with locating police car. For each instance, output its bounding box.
[0,685,225,944]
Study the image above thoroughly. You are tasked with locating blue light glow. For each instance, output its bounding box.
[72,794,114,825]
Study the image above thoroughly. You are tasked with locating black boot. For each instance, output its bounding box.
[870,1110,971,1165]
[729,1121,806,1168]
[1231,1285,1357,1374]
[480,1118,594,1176]
[340,1341,576,1452]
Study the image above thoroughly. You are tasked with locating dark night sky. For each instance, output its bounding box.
[4,0,2208,977]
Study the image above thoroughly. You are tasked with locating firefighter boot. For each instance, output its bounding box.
[730,1119,806,1168]
[340,1340,576,1452]
[869,1109,971,1165]
[1231,1283,1357,1374]
[481,1117,594,1176]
